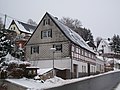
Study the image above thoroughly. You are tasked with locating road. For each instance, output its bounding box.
[113,83,120,90]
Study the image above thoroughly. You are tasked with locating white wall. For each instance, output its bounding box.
[30,58,71,70]
[9,24,20,34]
[96,56,105,72]
[73,60,87,73]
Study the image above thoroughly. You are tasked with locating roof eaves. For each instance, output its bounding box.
[25,12,47,46]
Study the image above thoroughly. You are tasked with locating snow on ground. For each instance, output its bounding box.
[114,83,120,90]
[6,76,65,90]
[6,70,120,90]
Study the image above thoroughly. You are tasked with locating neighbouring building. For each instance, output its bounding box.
[8,20,36,48]
[97,39,113,57]
[97,39,120,70]
[25,12,96,78]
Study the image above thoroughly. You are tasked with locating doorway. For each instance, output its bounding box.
[87,63,90,76]
[73,64,78,78]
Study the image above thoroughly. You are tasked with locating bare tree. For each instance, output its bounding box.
[27,19,37,26]
[60,17,94,42]
[61,17,82,30]
[95,37,102,47]
[0,17,3,29]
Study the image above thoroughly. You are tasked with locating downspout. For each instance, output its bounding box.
[69,42,73,79]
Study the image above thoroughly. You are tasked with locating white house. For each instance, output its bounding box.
[97,39,113,54]
[97,39,120,70]
[8,20,36,48]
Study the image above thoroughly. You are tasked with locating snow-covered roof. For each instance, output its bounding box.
[9,20,36,34]
[0,15,36,33]
[37,68,53,75]
[26,66,39,69]
[106,58,120,64]
[96,55,104,61]
[4,53,30,65]
[5,53,15,60]
[47,13,95,54]
[100,39,110,47]
[37,67,67,75]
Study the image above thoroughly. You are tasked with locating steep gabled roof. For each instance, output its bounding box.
[86,41,96,48]
[47,13,95,54]
[9,20,36,34]
[26,12,95,54]
[17,21,36,33]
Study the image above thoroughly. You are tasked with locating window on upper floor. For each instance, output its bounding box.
[31,46,39,54]
[53,44,62,52]
[90,53,92,58]
[85,51,87,57]
[41,29,52,39]
[76,48,79,53]
[10,27,12,30]
[81,49,84,56]
[13,27,15,30]
[88,52,90,58]
[79,48,81,54]
[72,46,74,51]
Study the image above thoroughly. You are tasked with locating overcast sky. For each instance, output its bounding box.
[0,0,120,40]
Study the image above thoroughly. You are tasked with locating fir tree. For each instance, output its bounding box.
[110,34,120,54]
[0,29,15,65]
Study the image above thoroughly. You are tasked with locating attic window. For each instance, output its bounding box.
[48,19,50,25]
[43,19,51,26]
[13,27,15,30]
[43,19,46,25]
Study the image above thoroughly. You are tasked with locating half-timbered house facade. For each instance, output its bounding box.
[25,12,96,78]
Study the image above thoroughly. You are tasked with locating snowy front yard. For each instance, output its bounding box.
[6,76,66,90]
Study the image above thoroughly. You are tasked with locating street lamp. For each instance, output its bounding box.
[50,48,56,77]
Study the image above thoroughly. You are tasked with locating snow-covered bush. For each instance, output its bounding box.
[9,68,24,78]
[7,62,18,71]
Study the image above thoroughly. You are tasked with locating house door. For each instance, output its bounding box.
[87,63,90,76]
[73,64,78,78]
